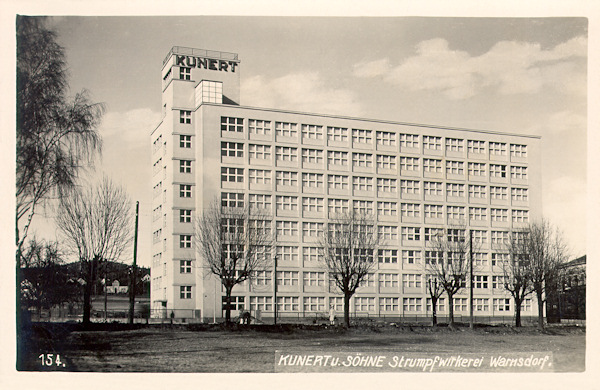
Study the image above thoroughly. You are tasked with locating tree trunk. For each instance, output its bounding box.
[83,275,92,325]
[514,297,522,327]
[536,290,544,329]
[431,297,438,327]
[447,291,455,329]
[344,293,351,328]
[224,286,232,324]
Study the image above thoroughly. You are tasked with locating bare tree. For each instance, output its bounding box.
[425,226,472,329]
[16,17,104,263]
[502,229,535,327]
[523,220,569,329]
[55,177,133,325]
[425,273,445,326]
[194,200,274,324]
[319,211,380,328]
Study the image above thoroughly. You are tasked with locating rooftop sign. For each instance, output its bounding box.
[176,55,238,73]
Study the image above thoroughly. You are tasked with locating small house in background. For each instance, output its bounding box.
[105,280,129,294]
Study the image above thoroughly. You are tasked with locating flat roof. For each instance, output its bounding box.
[163,46,239,67]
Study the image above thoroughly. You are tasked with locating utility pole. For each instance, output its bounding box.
[128,201,139,324]
[469,229,474,329]
[273,256,278,325]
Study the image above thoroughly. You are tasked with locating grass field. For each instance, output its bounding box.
[18,322,585,373]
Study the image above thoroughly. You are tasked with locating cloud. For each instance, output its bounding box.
[99,108,161,145]
[354,36,587,100]
[241,72,364,116]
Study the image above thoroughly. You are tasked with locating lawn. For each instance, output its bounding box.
[17,323,585,373]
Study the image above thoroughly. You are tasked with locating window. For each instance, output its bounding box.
[180,286,192,299]
[248,119,271,135]
[511,166,528,180]
[512,209,529,223]
[328,198,349,214]
[490,208,508,222]
[250,296,272,311]
[179,209,192,223]
[352,153,373,168]
[379,297,399,312]
[468,140,485,154]
[491,231,509,245]
[179,235,192,248]
[179,184,192,198]
[180,260,192,273]
[424,227,444,241]
[276,271,299,286]
[327,151,349,166]
[490,186,508,200]
[248,144,271,160]
[474,275,489,289]
[303,247,320,263]
[303,272,325,286]
[489,164,507,178]
[153,158,162,176]
[179,110,191,124]
[303,297,326,312]
[401,203,420,218]
[358,274,375,288]
[468,162,486,177]
[276,246,299,263]
[402,274,422,288]
[511,188,529,201]
[445,138,464,152]
[491,253,509,267]
[303,197,324,213]
[276,171,298,187]
[222,219,244,236]
[221,142,244,158]
[401,227,420,241]
[423,136,442,150]
[301,124,323,140]
[400,157,419,171]
[302,172,323,188]
[353,176,373,191]
[400,133,419,148]
[179,67,191,80]
[493,298,510,312]
[474,298,489,312]
[355,297,375,312]
[426,297,446,312]
[249,220,271,237]
[447,228,465,242]
[402,250,421,264]
[425,251,444,265]
[276,146,298,162]
[276,296,299,312]
[424,204,443,219]
[179,135,191,148]
[403,297,422,312]
[489,142,507,156]
[378,225,398,241]
[327,126,348,142]
[454,298,468,312]
[221,116,243,132]
[446,160,464,175]
[376,131,396,146]
[379,273,399,288]
[423,181,442,196]
[248,194,271,209]
[446,183,465,197]
[221,167,243,183]
[276,195,298,211]
[468,185,487,199]
[302,222,323,237]
[152,229,162,244]
[352,129,372,144]
[510,144,528,158]
[328,174,349,190]
[423,158,442,173]
[153,134,163,154]
[378,249,398,264]
[521,299,532,312]
[353,200,374,215]
[275,121,298,138]
[376,155,396,170]
[276,221,299,238]
[472,230,487,244]
[377,178,397,193]
[469,207,487,221]
[302,148,323,164]
[492,275,505,289]
[401,180,421,195]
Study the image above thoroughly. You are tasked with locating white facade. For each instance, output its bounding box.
[151,46,542,322]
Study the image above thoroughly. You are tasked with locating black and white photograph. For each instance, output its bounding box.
[3,1,597,388]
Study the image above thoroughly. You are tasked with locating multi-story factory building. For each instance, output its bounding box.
[150,46,542,322]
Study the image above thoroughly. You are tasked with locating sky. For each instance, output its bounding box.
[19,15,588,268]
